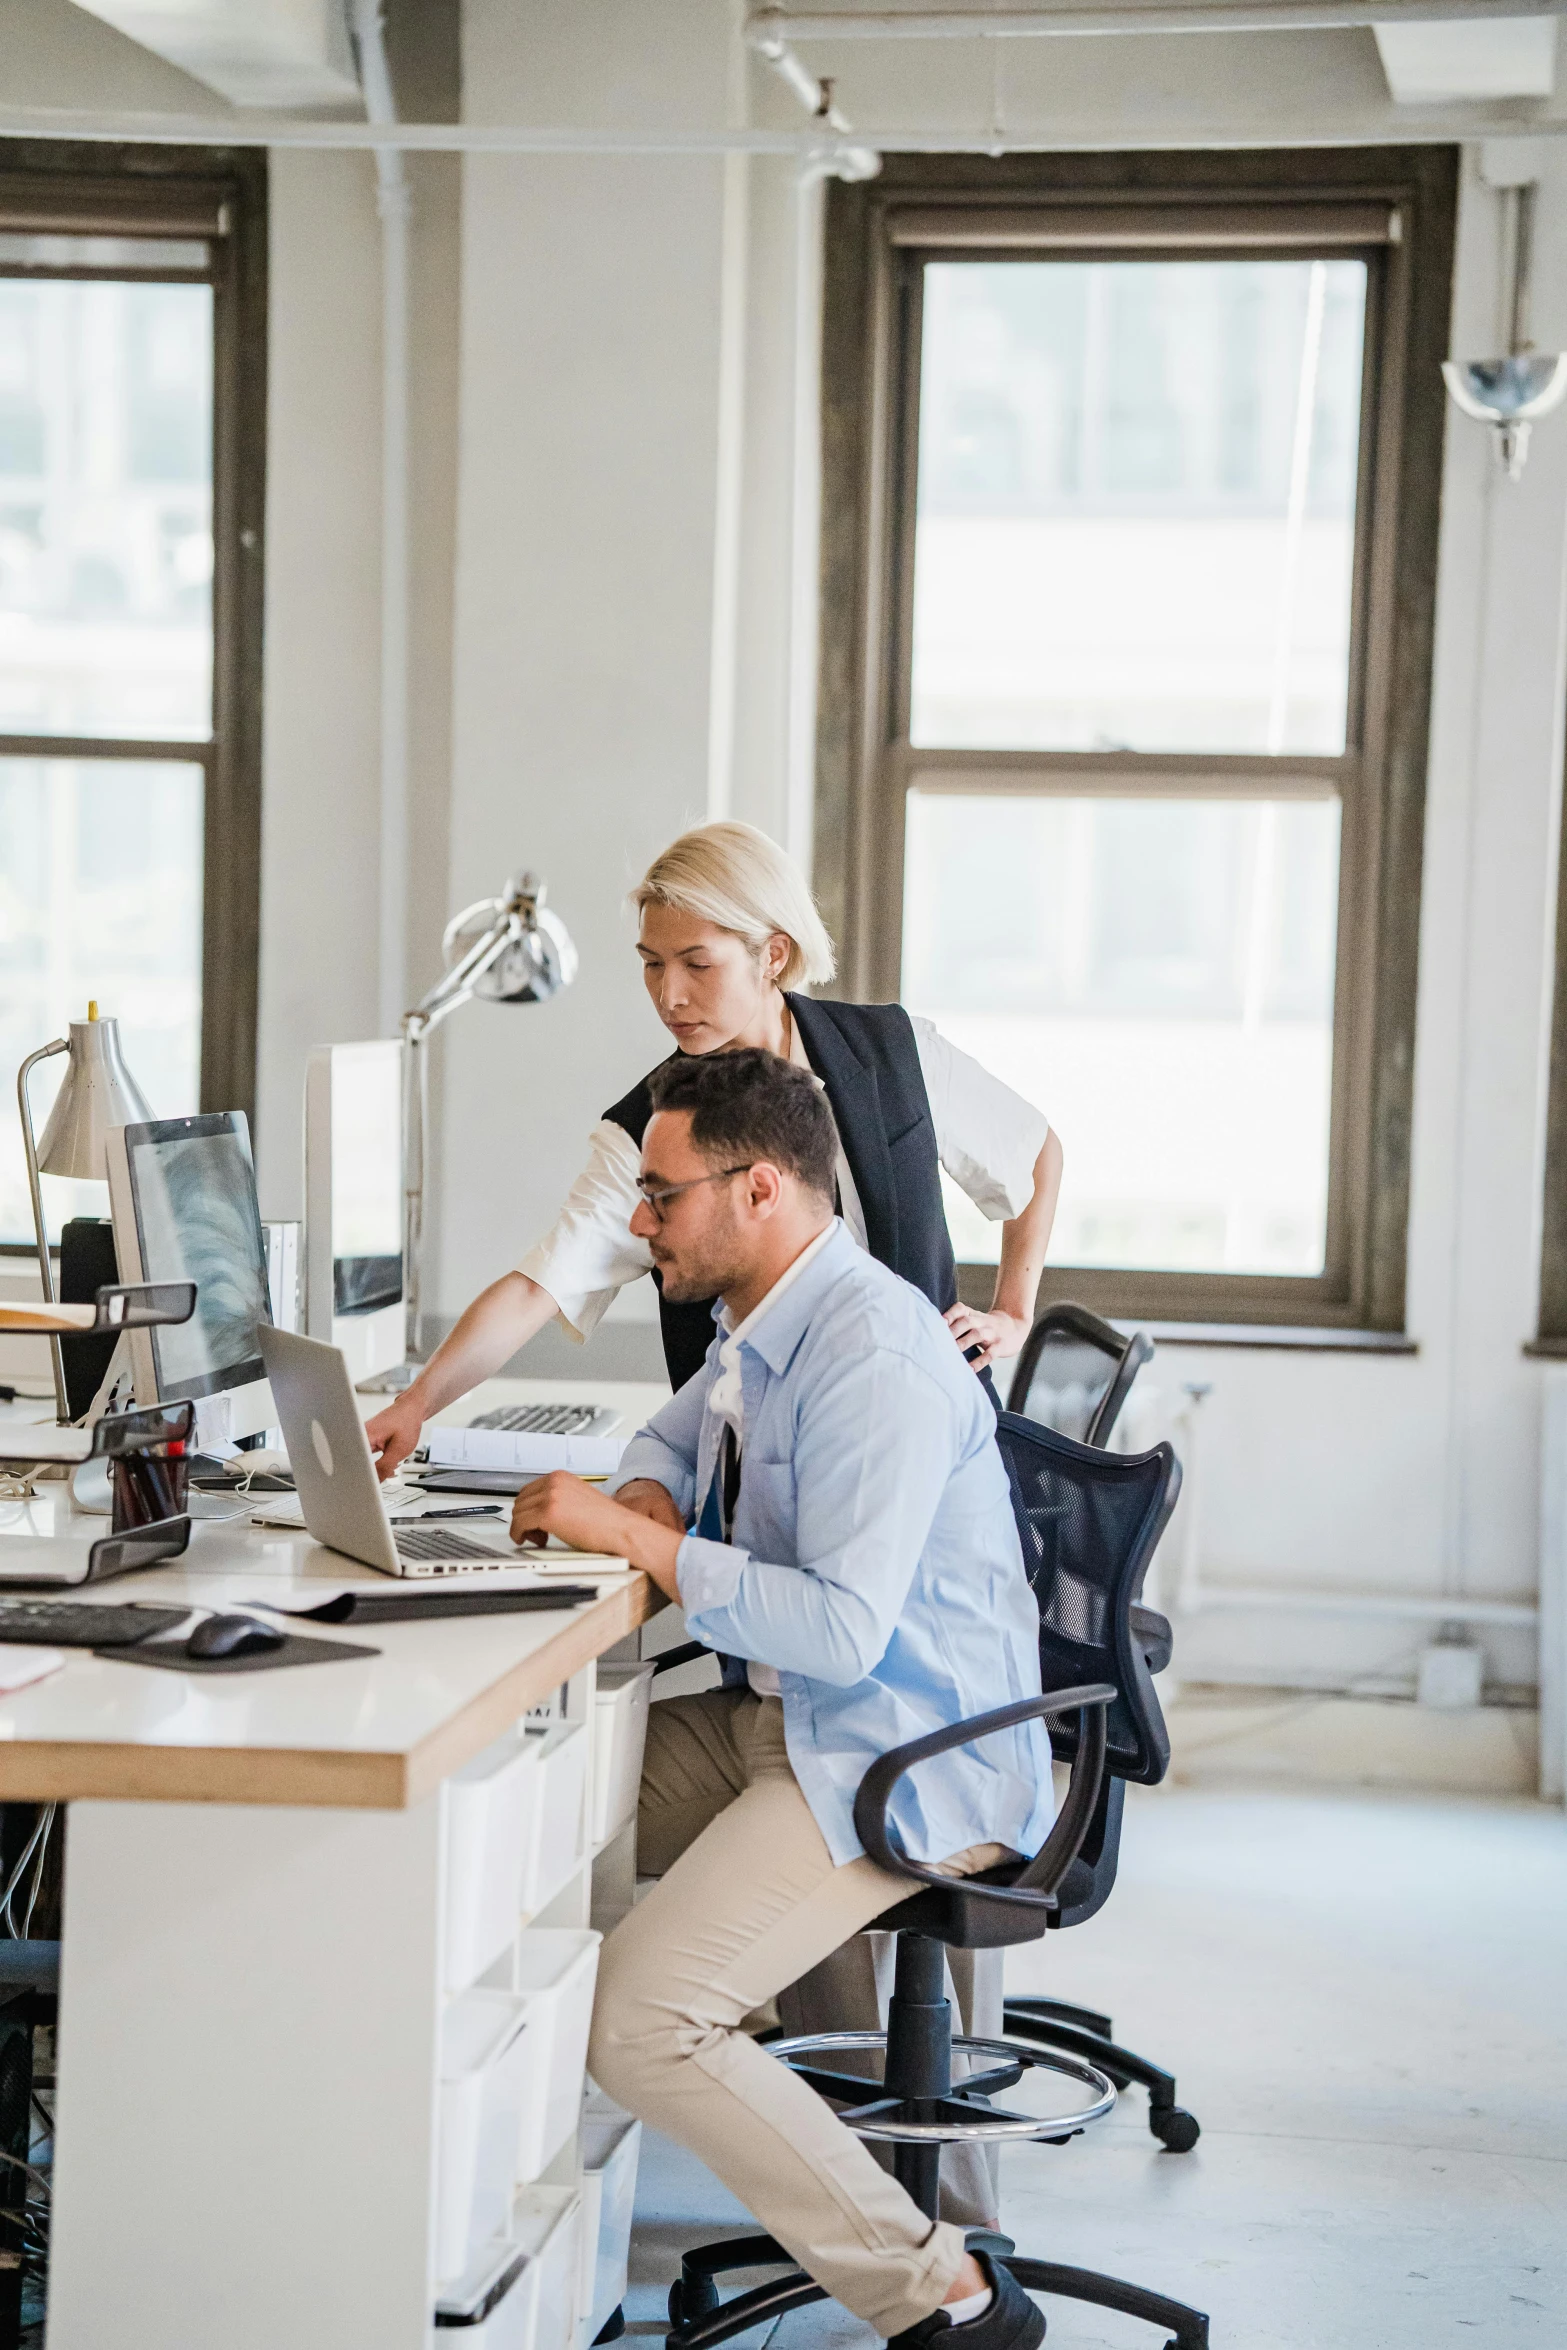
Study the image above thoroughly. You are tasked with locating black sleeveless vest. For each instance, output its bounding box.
[603,995,959,1393]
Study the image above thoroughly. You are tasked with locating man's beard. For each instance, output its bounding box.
[651,1203,746,1303]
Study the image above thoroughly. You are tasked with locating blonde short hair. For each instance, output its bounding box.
[631,822,837,992]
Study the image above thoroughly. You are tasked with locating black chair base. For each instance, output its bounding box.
[664,1935,1208,2350]
[666,2241,1210,2350]
[1005,1998,1201,2153]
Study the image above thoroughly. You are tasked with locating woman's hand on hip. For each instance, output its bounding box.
[943,1302,1029,1375]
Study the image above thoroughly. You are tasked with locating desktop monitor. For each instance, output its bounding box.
[304,1040,405,1385]
[103,1111,277,1442]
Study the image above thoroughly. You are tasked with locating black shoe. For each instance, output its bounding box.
[886,2252,1045,2350]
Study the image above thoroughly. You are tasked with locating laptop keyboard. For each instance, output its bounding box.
[0,1599,190,1648]
[392,1526,513,1565]
[469,1402,618,1437]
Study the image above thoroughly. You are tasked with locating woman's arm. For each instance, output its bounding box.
[365,1272,559,1477]
[365,1119,654,1479]
[942,1127,1063,1373]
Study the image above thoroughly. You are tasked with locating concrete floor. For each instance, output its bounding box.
[619,1785,1567,2349]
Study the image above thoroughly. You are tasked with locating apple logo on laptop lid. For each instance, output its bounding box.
[310,1420,334,1479]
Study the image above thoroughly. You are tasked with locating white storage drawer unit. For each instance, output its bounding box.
[579,2106,642,2343]
[506,1928,602,2182]
[433,2188,583,2350]
[590,1663,655,1846]
[443,1732,544,1989]
[521,1721,589,1915]
[435,1991,532,2285]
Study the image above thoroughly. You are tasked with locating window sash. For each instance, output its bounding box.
[816,149,1458,1332]
[0,146,265,1253]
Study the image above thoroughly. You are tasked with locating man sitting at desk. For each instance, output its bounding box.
[510,1049,1051,2350]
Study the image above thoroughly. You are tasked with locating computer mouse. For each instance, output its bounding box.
[186,1612,286,1662]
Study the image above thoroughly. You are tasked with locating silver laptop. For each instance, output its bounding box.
[258,1326,523,1577]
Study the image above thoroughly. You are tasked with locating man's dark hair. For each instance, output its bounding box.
[648,1049,837,1204]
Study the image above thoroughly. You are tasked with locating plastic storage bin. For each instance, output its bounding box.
[443,1731,544,1989]
[590,1664,655,1848]
[435,1991,531,2284]
[433,2189,582,2349]
[579,2106,642,2342]
[521,1721,589,1916]
[508,1928,602,2182]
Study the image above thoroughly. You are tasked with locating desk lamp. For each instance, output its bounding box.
[17,1006,154,1423]
[365,872,577,1392]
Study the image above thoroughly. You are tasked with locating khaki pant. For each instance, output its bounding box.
[589,1691,996,2336]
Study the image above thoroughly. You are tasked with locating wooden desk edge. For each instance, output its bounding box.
[0,1576,664,1810]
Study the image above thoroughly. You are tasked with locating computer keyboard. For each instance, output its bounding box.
[392,1526,515,1565]
[0,1599,191,1649]
[470,1402,620,1438]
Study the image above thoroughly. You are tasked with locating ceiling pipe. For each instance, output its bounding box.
[348,0,411,1037]
[748,9,882,178]
[744,1,1558,37]
[0,108,1562,153]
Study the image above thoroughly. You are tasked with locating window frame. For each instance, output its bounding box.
[0,140,267,1252]
[815,146,1457,1333]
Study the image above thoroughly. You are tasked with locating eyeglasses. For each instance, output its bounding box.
[634,1164,754,1223]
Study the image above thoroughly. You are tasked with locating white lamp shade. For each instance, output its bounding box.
[35,1017,153,1181]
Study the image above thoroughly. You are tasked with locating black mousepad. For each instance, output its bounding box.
[93,1632,378,1674]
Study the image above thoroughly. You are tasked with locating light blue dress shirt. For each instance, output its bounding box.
[606,1222,1054,1871]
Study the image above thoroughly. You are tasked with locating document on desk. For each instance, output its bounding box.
[0,1423,92,1465]
[422,1426,626,1477]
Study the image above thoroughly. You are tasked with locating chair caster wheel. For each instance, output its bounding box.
[1152,2106,1200,2152]
[670,2275,720,2329]
[594,2308,627,2343]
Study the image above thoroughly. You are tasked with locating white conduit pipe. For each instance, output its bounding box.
[1,111,1561,155]
[352,0,411,1038]
[744,1,1555,40]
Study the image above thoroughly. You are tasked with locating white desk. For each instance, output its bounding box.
[0,1372,668,2350]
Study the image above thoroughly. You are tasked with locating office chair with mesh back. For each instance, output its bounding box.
[1003,1304,1199,2155]
[661,1418,1209,2350]
[1005,1302,1154,1448]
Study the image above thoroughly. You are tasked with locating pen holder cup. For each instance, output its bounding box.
[90,1400,196,1533]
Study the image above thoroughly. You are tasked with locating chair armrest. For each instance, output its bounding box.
[852,1683,1115,1914]
[651,1641,711,1676]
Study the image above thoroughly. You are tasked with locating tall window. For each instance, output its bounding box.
[818,151,1456,1330]
[0,151,265,1247]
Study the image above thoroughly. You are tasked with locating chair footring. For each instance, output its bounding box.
[1003,2257,1210,2348]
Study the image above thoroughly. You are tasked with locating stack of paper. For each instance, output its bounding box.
[423,1427,626,1477]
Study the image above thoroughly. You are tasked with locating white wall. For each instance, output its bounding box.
[435,1,737,1323]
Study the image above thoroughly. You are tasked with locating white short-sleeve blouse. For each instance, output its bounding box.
[515,1012,1050,1343]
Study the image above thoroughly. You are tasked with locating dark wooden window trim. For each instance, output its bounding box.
[0,141,267,1251]
[815,146,1457,1332]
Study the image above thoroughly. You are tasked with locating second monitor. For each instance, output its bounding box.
[305,1039,405,1386]
[103,1110,276,1442]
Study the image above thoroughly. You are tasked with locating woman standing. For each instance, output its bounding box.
[367,821,1061,1470]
